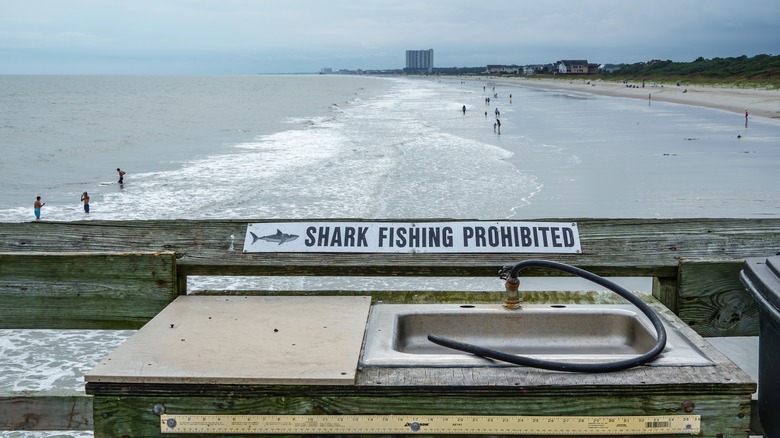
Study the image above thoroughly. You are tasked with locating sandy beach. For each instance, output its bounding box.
[504,77,780,120]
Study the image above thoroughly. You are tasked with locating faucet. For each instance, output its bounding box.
[498,265,521,309]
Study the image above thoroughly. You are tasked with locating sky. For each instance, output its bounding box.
[1,0,779,74]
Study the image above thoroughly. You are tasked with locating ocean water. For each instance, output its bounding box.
[3,75,779,222]
[1,76,779,437]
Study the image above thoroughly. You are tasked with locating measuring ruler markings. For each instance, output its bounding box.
[160,414,701,435]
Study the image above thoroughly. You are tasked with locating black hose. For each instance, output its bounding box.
[427,260,667,373]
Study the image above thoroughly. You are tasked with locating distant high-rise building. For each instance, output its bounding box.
[405,49,434,73]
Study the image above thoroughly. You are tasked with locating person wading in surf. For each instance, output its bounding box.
[34,196,45,220]
[81,192,90,213]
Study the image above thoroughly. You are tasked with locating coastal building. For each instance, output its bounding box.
[557,60,588,74]
[523,65,551,75]
[486,65,521,74]
[405,49,434,74]
[556,60,600,74]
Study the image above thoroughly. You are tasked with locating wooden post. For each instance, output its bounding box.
[652,276,679,313]
[676,259,759,337]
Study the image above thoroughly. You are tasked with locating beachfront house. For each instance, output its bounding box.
[556,60,600,74]
[557,60,585,74]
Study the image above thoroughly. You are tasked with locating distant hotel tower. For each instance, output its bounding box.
[405,49,434,73]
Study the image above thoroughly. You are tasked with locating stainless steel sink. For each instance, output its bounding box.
[360,304,713,367]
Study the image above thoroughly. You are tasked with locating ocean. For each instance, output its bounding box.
[3,75,779,223]
[1,75,779,437]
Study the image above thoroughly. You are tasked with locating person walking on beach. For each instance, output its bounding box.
[117,168,126,184]
[81,192,90,214]
[462,105,466,114]
[495,107,500,118]
[34,196,45,220]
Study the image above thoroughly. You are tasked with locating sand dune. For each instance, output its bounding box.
[503,77,780,119]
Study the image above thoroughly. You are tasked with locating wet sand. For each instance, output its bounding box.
[503,77,780,119]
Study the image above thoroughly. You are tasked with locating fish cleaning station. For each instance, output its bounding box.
[1,218,777,436]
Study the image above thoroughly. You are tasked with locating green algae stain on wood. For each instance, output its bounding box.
[0,252,177,329]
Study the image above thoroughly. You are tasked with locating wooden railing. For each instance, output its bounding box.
[2,218,778,334]
[0,218,776,431]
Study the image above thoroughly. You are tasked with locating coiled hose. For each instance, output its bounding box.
[427,260,667,373]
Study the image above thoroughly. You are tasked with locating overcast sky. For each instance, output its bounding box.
[1,0,778,74]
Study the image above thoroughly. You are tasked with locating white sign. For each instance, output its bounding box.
[243,221,581,254]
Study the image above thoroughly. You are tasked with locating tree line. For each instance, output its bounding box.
[611,54,779,86]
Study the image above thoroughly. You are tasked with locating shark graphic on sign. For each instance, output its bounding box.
[250,229,299,245]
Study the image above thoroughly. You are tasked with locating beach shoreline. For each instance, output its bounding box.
[496,77,780,120]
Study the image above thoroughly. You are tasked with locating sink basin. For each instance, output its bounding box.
[360,304,713,367]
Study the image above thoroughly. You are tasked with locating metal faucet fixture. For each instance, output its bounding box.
[499,265,521,309]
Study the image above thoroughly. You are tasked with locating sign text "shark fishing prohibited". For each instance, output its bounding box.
[243,221,581,254]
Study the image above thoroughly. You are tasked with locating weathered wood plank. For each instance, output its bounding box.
[677,259,759,337]
[0,252,177,329]
[0,393,91,431]
[1,218,778,277]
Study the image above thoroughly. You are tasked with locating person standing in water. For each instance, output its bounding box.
[117,168,126,184]
[462,105,466,114]
[81,192,90,214]
[34,196,45,220]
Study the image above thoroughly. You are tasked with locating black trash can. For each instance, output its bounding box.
[741,256,780,437]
